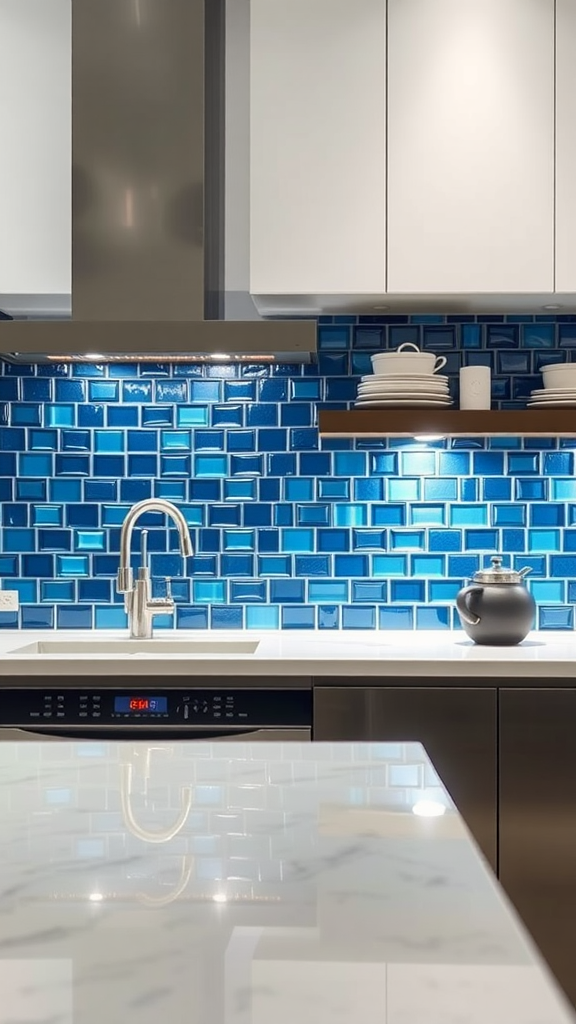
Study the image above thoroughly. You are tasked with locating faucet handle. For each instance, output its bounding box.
[165,577,173,602]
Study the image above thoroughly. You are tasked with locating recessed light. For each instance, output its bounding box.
[373,305,389,311]
[412,800,446,818]
[413,435,445,442]
[89,892,104,902]
[84,353,104,360]
[213,893,228,903]
[211,353,231,361]
[542,304,561,311]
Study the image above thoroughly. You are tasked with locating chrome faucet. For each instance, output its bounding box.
[117,499,194,639]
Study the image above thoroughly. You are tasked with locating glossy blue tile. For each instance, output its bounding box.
[55,454,90,476]
[189,480,221,502]
[423,478,458,501]
[515,478,547,500]
[22,606,54,629]
[160,455,191,476]
[369,452,398,475]
[56,556,89,577]
[0,556,18,575]
[120,479,151,502]
[372,555,407,577]
[89,381,119,402]
[55,379,86,402]
[38,529,71,552]
[75,531,106,551]
[270,580,305,603]
[530,581,564,603]
[142,406,173,426]
[482,477,511,500]
[530,504,565,527]
[293,555,329,576]
[211,606,243,629]
[318,529,349,552]
[281,606,315,629]
[128,430,158,451]
[246,605,279,629]
[388,478,420,501]
[78,580,111,602]
[411,555,445,576]
[318,325,350,350]
[544,452,573,475]
[281,529,314,553]
[94,429,124,453]
[284,478,313,501]
[390,530,425,550]
[550,556,576,576]
[230,455,263,476]
[22,555,54,577]
[451,504,487,527]
[227,430,256,453]
[2,504,28,527]
[11,579,36,603]
[371,504,406,527]
[538,606,574,630]
[11,404,41,426]
[528,529,560,552]
[3,528,34,552]
[223,530,254,551]
[333,452,366,476]
[230,581,267,603]
[391,579,425,602]
[341,605,375,629]
[155,380,187,403]
[379,606,414,630]
[334,554,369,576]
[300,453,332,476]
[267,454,297,477]
[195,455,228,477]
[194,581,226,603]
[41,581,75,602]
[333,504,366,527]
[352,530,387,551]
[416,606,451,629]
[296,504,329,527]
[508,453,540,474]
[57,605,93,629]
[473,452,504,475]
[522,324,555,348]
[78,404,105,427]
[460,478,479,502]
[20,453,53,477]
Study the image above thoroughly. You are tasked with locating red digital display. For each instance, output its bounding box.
[130,698,150,710]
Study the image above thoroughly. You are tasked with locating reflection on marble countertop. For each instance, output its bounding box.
[2,628,576,678]
[0,740,573,1024]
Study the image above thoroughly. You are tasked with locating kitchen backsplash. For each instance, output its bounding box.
[1,312,576,632]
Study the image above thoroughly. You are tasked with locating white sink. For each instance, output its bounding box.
[8,640,260,657]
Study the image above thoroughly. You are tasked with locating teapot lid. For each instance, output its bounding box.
[473,556,532,584]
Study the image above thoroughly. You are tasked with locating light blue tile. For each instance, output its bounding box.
[388,478,420,501]
[246,605,279,629]
[308,581,348,603]
[333,504,367,527]
[411,555,445,576]
[390,530,425,550]
[342,605,376,629]
[530,581,564,604]
[450,504,488,527]
[528,529,561,552]
[410,504,445,526]
[372,555,408,577]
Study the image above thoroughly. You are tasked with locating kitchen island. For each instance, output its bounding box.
[0,739,573,1024]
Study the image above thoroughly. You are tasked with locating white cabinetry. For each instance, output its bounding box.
[555,0,576,292]
[387,0,554,295]
[250,0,386,301]
[0,0,71,310]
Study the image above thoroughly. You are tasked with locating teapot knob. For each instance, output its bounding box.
[491,555,503,569]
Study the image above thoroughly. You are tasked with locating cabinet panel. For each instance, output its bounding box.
[250,0,386,296]
[500,689,576,1007]
[387,0,554,294]
[555,0,576,291]
[314,686,497,869]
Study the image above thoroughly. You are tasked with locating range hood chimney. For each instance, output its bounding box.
[0,0,315,364]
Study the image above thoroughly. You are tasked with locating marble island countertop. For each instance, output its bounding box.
[0,739,573,1024]
[1,628,576,679]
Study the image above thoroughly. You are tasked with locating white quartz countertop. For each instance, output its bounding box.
[0,740,572,1024]
[0,628,576,679]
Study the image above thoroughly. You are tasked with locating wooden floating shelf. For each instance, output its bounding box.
[318,409,576,438]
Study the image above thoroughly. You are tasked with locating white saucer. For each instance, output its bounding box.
[361,374,449,384]
[358,390,450,400]
[354,398,453,408]
[357,385,449,395]
[528,400,576,408]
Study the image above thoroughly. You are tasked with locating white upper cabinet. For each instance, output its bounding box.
[0,0,71,308]
[387,0,554,295]
[555,0,576,292]
[250,0,386,301]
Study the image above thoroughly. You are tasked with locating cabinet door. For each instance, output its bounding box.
[314,686,497,869]
[500,689,576,1008]
[555,0,576,291]
[387,0,554,294]
[250,0,386,297]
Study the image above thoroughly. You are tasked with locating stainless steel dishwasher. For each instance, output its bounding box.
[0,683,312,742]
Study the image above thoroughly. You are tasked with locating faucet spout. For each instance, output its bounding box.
[117,499,193,594]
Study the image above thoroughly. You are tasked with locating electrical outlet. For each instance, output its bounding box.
[0,590,19,613]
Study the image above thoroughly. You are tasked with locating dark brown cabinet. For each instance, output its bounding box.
[500,688,576,1007]
[313,685,497,870]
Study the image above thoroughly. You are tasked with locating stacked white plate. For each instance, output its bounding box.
[355,374,453,409]
[527,389,576,408]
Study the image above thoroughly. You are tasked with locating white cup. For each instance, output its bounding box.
[460,365,491,410]
[371,343,447,377]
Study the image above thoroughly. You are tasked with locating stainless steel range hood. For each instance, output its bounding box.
[0,0,315,364]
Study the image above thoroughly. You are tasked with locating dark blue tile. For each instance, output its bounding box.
[55,454,90,476]
[473,452,504,475]
[258,378,289,402]
[211,606,243,629]
[21,378,51,401]
[189,480,221,502]
[108,406,139,427]
[530,504,565,527]
[295,555,330,576]
[422,326,455,350]
[522,324,555,348]
[78,404,105,427]
[128,454,158,477]
[270,580,305,603]
[318,326,350,350]
[352,326,384,350]
[515,478,547,500]
[487,325,519,348]
[280,403,313,426]
[334,554,369,576]
[318,353,349,376]
[501,529,526,552]
[21,606,54,629]
[93,455,125,477]
[465,529,499,550]
[257,429,288,452]
[89,381,119,402]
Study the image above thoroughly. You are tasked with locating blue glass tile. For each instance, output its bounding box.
[291,379,322,400]
[75,531,106,551]
[78,580,111,602]
[0,454,15,475]
[460,478,479,502]
[60,430,90,452]
[55,379,86,402]
[257,429,287,453]
[473,452,504,475]
[352,582,386,602]
[38,529,71,552]
[371,504,406,526]
[390,530,425,550]
[22,606,54,629]
[208,504,240,527]
[224,381,255,403]
[372,555,407,576]
[3,528,34,552]
[1,427,25,450]
[423,478,458,501]
[289,428,318,451]
[318,325,350,350]
[515,478,547,500]
[490,504,525,527]
[230,581,267,603]
[94,429,124,453]
[528,529,560,552]
[448,555,479,577]
[530,504,565,527]
[211,606,244,629]
[242,504,270,527]
[160,455,191,476]
[297,504,330,527]
[281,606,315,629]
[353,478,381,501]
[417,606,451,629]
[257,555,290,576]
[522,323,555,348]
[155,380,187,403]
[508,453,540,474]
[20,453,53,477]
[550,556,576,576]
[227,430,256,453]
[142,406,173,426]
[92,455,124,477]
[195,430,225,452]
[391,579,425,602]
[281,529,314,553]
[295,555,330,576]
[246,605,279,629]
[174,606,208,629]
[341,606,376,629]
[258,378,288,402]
[56,556,89,577]
[317,605,340,629]
[513,555,545,576]
[57,605,93,629]
[0,556,18,575]
[544,452,573,475]
[11,579,36,603]
[318,529,349,552]
[461,323,482,348]
[300,453,332,476]
[92,555,118,576]
[410,504,445,526]
[195,455,228,477]
[284,478,313,501]
[351,353,373,376]
[333,504,367,527]
[108,363,138,378]
[123,381,154,403]
[429,580,461,602]
[78,404,104,427]
[280,403,312,427]
[334,554,369,576]
[0,378,19,400]
[530,581,564,604]
[388,478,420,501]
[128,430,157,451]
[11,404,41,426]
[411,555,445,576]
[89,381,118,402]
[2,504,27,526]
[189,481,221,503]
[120,479,151,502]
[539,606,574,630]
[369,452,398,475]
[125,455,156,478]
[352,530,387,550]
[450,505,487,527]
[194,581,226,603]
[223,530,254,551]
[464,529,498,550]
[270,580,305,603]
[0,480,12,501]
[379,606,413,630]
[267,454,297,477]
[23,555,53,577]
[41,581,75,602]
[333,452,365,476]
[101,504,130,526]
[55,454,90,476]
[230,455,263,476]
[106,408,138,428]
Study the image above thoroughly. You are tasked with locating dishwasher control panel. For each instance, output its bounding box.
[0,688,312,729]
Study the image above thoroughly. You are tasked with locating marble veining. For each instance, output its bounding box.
[0,740,573,1023]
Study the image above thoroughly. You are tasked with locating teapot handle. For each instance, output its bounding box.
[456,586,482,626]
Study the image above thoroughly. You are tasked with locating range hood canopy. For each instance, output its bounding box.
[0,0,316,364]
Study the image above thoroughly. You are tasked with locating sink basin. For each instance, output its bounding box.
[8,640,260,657]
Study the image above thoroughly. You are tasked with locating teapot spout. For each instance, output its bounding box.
[517,566,533,578]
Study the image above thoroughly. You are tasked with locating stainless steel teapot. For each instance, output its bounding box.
[456,556,535,646]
